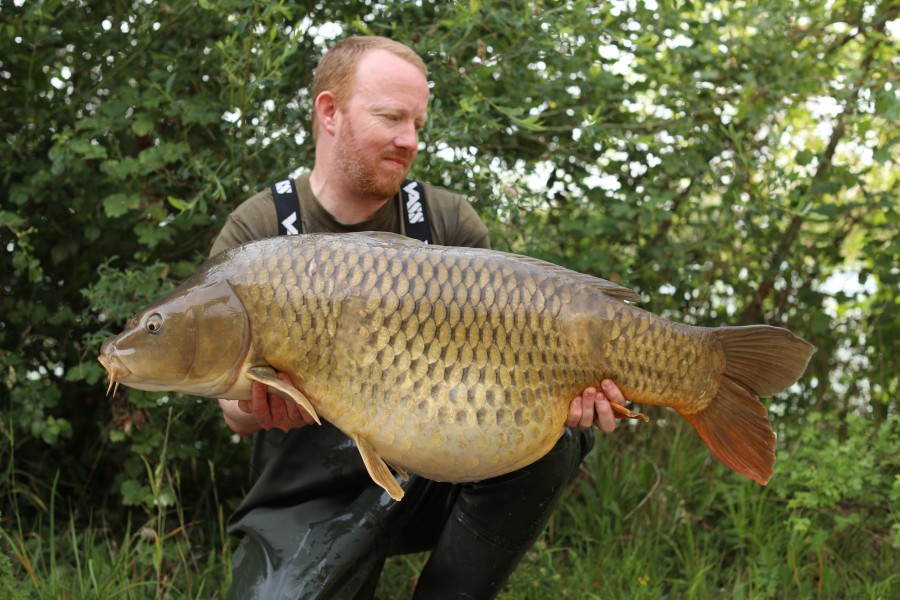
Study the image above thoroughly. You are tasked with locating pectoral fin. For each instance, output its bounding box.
[246,367,321,425]
[353,434,405,501]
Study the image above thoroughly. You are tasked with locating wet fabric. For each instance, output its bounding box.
[226,424,593,599]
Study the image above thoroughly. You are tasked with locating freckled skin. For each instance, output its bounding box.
[224,234,723,482]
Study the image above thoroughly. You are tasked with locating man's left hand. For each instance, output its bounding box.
[567,379,626,433]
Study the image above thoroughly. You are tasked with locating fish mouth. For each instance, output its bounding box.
[98,353,127,397]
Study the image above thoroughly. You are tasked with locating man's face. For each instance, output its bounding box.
[334,49,430,200]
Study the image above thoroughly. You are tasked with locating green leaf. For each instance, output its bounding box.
[167,195,193,211]
[103,193,141,218]
[69,138,108,160]
[131,113,156,136]
[0,210,25,229]
[873,136,899,164]
[795,149,815,166]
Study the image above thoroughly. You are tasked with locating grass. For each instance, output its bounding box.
[1,410,233,599]
[376,420,898,599]
[3,417,897,599]
[1,471,233,600]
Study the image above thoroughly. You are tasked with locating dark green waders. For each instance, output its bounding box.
[226,423,594,600]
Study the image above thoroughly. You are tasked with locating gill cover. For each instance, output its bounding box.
[99,279,250,397]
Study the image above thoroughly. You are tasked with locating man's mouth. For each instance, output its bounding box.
[382,154,411,170]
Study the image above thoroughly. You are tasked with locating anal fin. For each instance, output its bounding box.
[246,366,321,425]
[611,402,650,422]
[353,434,405,501]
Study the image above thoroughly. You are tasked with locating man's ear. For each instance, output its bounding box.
[314,91,338,136]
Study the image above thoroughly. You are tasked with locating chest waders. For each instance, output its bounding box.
[225,180,595,600]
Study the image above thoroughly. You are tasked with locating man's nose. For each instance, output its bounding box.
[394,121,419,151]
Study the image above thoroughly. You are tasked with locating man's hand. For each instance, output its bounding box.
[567,379,626,434]
[219,372,316,436]
[222,374,628,436]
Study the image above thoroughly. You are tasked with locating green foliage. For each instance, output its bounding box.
[0,547,32,600]
[778,413,900,555]
[1,0,897,597]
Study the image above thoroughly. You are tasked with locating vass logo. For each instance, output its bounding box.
[403,181,425,224]
[281,211,299,235]
[274,179,299,235]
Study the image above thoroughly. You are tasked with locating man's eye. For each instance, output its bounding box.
[383,114,399,122]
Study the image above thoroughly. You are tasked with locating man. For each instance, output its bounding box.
[212,36,628,599]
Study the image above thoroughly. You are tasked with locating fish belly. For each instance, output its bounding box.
[238,236,596,482]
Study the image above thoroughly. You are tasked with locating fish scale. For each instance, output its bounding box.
[99,232,815,500]
[244,236,577,481]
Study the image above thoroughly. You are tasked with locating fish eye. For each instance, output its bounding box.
[146,313,163,334]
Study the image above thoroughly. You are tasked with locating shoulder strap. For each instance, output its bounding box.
[272,177,431,241]
[399,179,432,244]
[271,178,301,235]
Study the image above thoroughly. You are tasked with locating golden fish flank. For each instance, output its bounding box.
[98,232,816,501]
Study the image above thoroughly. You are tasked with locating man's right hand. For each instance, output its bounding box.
[219,372,317,436]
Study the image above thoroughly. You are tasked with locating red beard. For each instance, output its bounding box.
[336,120,414,200]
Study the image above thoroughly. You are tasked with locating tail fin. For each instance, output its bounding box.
[680,325,816,485]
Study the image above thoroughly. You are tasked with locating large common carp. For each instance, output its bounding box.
[99,233,815,500]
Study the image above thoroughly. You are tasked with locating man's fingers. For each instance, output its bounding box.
[594,379,629,433]
[579,387,596,429]
[250,373,314,432]
[251,381,275,429]
[593,391,616,434]
[601,379,626,407]
[282,395,315,428]
[275,371,316,427]
[566,396,583,428]
[268,396,291,432]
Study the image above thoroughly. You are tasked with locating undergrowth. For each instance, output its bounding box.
[3,412,897,599]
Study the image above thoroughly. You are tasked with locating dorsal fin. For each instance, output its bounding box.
[347,233,642,303]
[500,254,643,303]
[355,231,423,244]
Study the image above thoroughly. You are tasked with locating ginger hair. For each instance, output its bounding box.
[311,36,428,140]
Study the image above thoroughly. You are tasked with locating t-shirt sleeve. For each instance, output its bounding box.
[424,184,491,249]
[452,200,491,249]
[209,189,279,257]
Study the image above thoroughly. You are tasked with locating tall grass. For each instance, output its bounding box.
[3,414,897,599]
[1,411,233,599]
[1,504,230,599]
[379,417,898,599]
